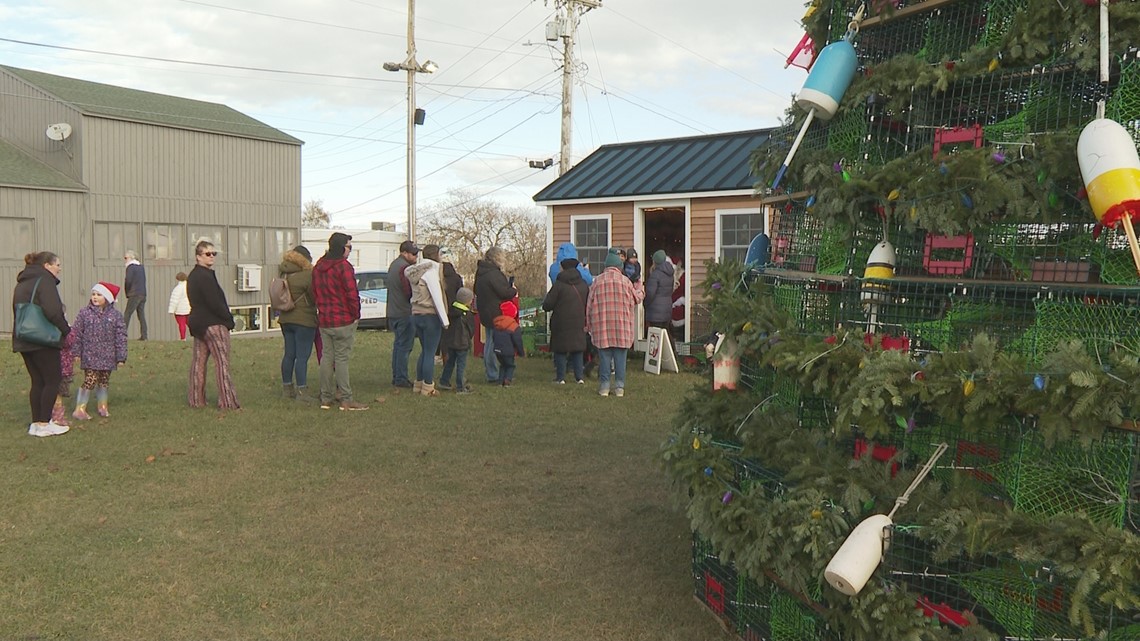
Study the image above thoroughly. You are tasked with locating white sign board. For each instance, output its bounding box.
[644,327,679,374]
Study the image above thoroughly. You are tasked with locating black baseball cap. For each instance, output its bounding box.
[399,240,420,254]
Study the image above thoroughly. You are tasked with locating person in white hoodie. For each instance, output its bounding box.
[404,244,451,397]
[167,272,191,340]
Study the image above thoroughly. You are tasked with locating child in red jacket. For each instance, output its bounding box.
[491,300,525,386]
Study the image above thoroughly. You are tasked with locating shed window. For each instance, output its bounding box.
[0,217,34,262]
[189,226,225,263]
[572,217,610,276]
[93,222,140,264]
[268,228,298,261]
[718,211,765,262]
[145,224,184,261]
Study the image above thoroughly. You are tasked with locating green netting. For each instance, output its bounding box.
[983,88,1067,143]
[1025,299,1140,364]
[825,107,867,160]
[981,0,1028,48]
[957,567,1037,638]
[736,575,771,640]
[816,222,850,275]
[1106,58,1140,147]
[769,586,823,641]
[906,301,1007,352]
[988,430,1135,526]
[1093,226,1140,285]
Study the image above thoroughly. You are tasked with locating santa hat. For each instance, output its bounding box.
[92,281,120,304]
[499,299,518,319]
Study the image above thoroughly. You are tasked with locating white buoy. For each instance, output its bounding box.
[861,240,896,332]
[823,514,892,596]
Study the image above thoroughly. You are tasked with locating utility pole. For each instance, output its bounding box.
[549,0,600,176]
[384,0,437,242]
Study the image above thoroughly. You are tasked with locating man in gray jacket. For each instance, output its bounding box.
[385,240,419,388]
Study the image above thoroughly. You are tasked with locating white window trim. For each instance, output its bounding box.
[714,207,767,260]
[569,213,613,262]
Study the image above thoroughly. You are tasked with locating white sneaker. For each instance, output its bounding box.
[28,422,56,437]
[598,388,609,397]
[45,421,70,436]
[615,388,625,397]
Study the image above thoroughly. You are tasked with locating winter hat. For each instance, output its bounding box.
[499,299,518,318]
[560,257,579,270]
[652,249,667,265]
[456,287,474,305]
[328,232,352,253]
[92,281,120,304]
[604,252,623,269]
[626,248,638,259]
[293,245,312,261]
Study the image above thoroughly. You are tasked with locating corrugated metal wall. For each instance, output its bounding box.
[2,113,301,341]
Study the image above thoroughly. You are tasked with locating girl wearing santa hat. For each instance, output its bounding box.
[70,281,128,420]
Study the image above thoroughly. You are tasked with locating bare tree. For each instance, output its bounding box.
[420,189,546,297]
[302,199,331,228]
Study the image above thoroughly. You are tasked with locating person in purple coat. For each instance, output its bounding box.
[70,281,128,420]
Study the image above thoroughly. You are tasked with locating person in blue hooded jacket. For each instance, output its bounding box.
[548,242,594,286]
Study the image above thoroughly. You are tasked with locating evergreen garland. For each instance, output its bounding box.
[664,260,1140,640]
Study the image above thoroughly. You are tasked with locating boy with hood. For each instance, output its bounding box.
[622,248,641,283]
[438,286,476,393]
[404,244,450,396]
[492,299,525,386]
[548,242,594,286]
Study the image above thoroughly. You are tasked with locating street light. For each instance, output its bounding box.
[383,0,436,242]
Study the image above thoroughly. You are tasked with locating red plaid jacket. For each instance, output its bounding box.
[586,266,643,349]
[311,256,360,328]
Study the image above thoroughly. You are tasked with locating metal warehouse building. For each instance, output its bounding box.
[0,65,302,340]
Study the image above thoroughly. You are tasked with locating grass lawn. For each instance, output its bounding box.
[1,331,727,640]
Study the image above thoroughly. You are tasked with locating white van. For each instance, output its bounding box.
[355,270,388,329]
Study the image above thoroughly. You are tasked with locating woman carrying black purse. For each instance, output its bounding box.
[12,251,71,437]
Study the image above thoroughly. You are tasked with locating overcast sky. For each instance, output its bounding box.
[0,0,809,230]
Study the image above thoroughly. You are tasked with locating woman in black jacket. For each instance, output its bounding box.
[186,240,239,410]
[12,251,71,437]
[542,257,590,384]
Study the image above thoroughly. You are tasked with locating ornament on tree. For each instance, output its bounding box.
[722,491,734,504]
[963,378,976,397]
[1033,373,1046,390]
[861,240,896,333]
[771,5,866,189]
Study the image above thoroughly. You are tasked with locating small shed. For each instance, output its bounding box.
[534,128,776,343]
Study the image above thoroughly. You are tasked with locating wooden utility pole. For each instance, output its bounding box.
[551,0,601,176]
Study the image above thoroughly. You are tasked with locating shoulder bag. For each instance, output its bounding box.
[15,278,63,347]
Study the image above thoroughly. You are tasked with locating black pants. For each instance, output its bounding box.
[22,348,62,423]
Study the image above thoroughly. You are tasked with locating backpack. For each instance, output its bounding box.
[269,273,296,312]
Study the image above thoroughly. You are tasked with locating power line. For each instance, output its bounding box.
[0,37,540,92]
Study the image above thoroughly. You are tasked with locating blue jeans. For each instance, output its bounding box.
[412,314,443,384]
[482,325,499,382]
[553,351,584,382]
[439,348,468,388]
[496,353,517,383]
[280,323,317,387]
[597,347,627,392]
[390,316,414,385]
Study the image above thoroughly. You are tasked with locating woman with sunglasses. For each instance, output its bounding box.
[186,240,239,409]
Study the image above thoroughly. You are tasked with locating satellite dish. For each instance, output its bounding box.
[45,123,73,141]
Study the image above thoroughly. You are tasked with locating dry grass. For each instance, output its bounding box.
[0,332,727,640]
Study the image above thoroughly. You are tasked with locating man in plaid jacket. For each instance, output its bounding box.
[311,232,368,411]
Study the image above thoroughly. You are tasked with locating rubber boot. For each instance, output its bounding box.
[51,395,70,427]
[96,386,109,417]
[73,388,91,421]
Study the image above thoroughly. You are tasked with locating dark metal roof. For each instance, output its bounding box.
[533,128,774,202]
